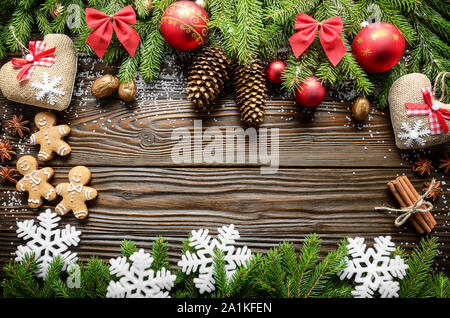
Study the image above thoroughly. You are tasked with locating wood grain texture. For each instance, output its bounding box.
[0,52,449,283]
[0,56,447,168]
[0,167,449,272]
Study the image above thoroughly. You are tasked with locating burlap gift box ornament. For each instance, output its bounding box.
[0,34,77,111]
[389,72,450,149]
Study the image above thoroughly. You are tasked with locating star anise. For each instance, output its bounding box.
[0,166,18,184]
[6,114,30,137]
[412,158,433,176]
[0,140,16,162]
[423,180,442,201]
[438,152,450,174]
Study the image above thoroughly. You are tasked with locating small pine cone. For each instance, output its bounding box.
[186,46,231,107]
[233,59,267,126]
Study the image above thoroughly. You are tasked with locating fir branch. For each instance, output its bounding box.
[139,0,175,82]
[294,234,321,297]
[399,236,438,298]
[374,61,406,107]
[121,240,138,259]
[35,9,53,35]
[2,254,41,298]
[83,257,111,298]
[118,51,140,83]
[234,0,264,65]
[135,0,153,18]
[139,30,166,82]
[302,238,348,298]
[212,248,227,298]
[265,0,319,26]
[52,279,72,298]
[337,53,374,96]
[41,256,64,297]
[208,0,239,59]
[152,236,169,271]
[223,255,262,298]
[281,47,320,91]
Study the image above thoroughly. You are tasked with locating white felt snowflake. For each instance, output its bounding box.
[15,208,81,279]
[339,236,409,298]
[106,249,176,298]
[397,120,430,147]
[177,224,252,294]
[31,72,65,105]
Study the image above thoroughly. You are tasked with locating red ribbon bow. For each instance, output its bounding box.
[11,41,56,82]
[289,13,346,67]
[85,5,140,59]
[405,87,450,135]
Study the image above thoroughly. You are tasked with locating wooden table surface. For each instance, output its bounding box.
[0,53,449,276]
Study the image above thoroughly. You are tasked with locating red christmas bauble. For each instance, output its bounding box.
[352,22,405,74]
[160,1,210,52]
[266,60,286,84]
[294,77,326,107]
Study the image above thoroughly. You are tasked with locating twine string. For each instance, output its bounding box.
[375,178,436,227]
[433,71,450,103]
[8,26,29,55]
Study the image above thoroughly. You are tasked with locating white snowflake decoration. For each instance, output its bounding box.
[177,224,252,294]
[31,72,65,105]
[15,208,81,279]
[339,236,409,298]
[106,249,176,298]
[397,120,430,147]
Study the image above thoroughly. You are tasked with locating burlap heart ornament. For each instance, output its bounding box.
[389,72,450,149]
[0,34,77,111]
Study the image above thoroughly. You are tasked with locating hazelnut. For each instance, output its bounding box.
[352,96,370,121]
[118,80,137,102]
[91,74,119,98]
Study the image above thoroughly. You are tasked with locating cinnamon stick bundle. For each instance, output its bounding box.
[387,175,436,234]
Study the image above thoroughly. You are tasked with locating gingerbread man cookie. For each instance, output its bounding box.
[30,111,71,161]
[55,166,97,219]
[16,155,57,208]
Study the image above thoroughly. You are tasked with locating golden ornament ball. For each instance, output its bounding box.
[118,80,137,102]
[352,96,370,121]
[91,74,120,98]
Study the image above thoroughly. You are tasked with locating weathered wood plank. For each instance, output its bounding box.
[2,56,449,168]
[0,167,448,272]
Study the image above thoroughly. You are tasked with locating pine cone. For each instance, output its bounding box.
[234,59,267,126]
[186,46,231,107]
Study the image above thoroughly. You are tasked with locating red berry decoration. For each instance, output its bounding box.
[265,60,286,84]
[294,76,326,107]
[160,1,210,52]
[352,22,405,74]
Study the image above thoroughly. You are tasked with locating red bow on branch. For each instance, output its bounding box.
[289,13,346,67]
[406,87,450,135]
[85,5,140,59]
[12,41,56,82]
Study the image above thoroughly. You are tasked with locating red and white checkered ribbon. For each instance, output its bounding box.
[11,41,56,82]
[405,87,450,135]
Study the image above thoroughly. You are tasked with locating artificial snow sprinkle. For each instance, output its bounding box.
[339,236,408,298]
[178,224,252,294]
[31,72,65,105]
[107,249,176,298]
[15,209,81,279]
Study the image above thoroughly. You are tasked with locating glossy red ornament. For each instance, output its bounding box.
[265,60,286,84]
[294,76,326,107]
[352,22,405,74]
[160,1,210,52]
